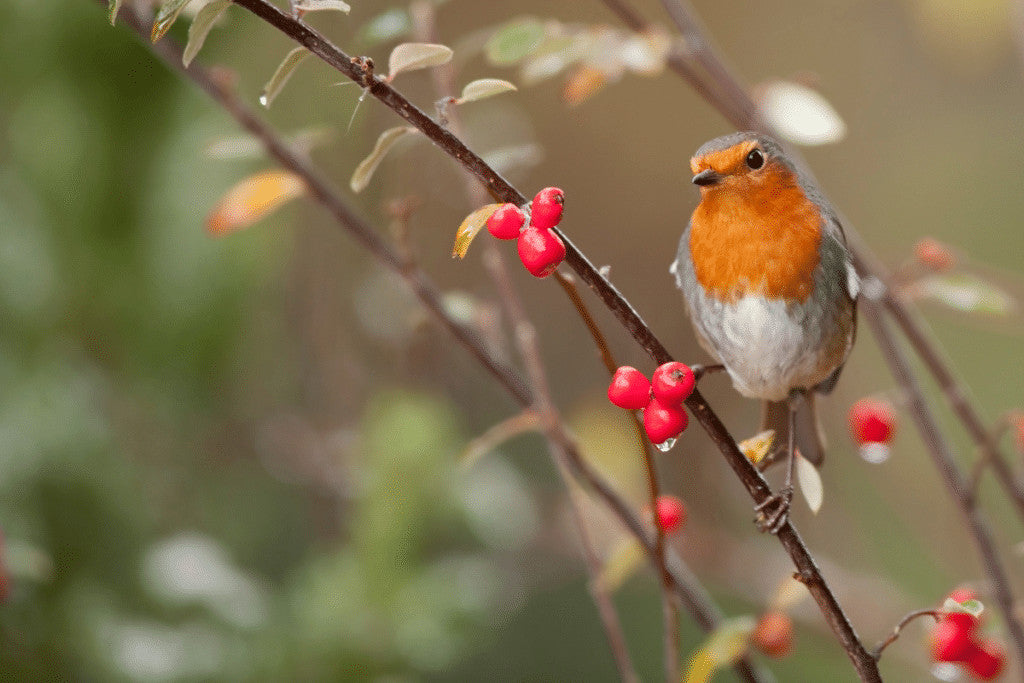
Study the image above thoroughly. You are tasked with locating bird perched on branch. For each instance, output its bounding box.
[671,131,858,531]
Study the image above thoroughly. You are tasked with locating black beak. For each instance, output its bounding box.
[692,169,721,187]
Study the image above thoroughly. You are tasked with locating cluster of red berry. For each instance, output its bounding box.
[487,187,567,277]
[930,588,1005,680]
[607,363,695,445]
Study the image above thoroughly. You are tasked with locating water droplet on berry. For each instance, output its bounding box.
[859,442,891,464]
[929,662,961,682]
[654,438,677,453]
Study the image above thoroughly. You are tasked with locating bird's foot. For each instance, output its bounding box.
[755,486,793,534]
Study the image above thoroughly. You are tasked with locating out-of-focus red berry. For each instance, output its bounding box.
[751,611,794,658]
[642,398,689,444]
[966,639,1006,680]
[651,362,695,405]
[517,225,566,278]
[930,618,976,663]
[486,203,526,240]
[607,366,651,410]
[654,495,686,534]
[848,398,896,445]
[914,237,956,272]
[530,187,565,230]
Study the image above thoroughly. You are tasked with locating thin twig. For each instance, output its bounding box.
[409,7,639,678]
[557,273,679,682]
[871,609,940,660]
[860,299,1024,667]
[208,1,880,679]
[601,0,1024,671]
[105,5,771,681]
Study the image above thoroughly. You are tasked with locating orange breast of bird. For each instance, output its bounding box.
[689,166,823,304]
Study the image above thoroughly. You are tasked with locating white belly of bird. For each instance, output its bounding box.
[696,294,830,402]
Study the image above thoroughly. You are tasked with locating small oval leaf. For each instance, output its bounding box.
[596,537,646,594]
[108,0,124,26]
[456,78,517,105]
[151,0,195,43]
[293,0,351,14]
[358,8,412,46]
[916,273,1015,315]
[206,170,306,236]
[943,596,985,618]
[183,0,231,67]
[350,126,419,193]
[685,616,757,683]
[452,204,503,259]
[758,80,847,146]
[260,47,311,108]
[387,43,453,80]
[485,17,546,65]
[739,430,776,465]
[563,65,608,106]
[796,451,824,514]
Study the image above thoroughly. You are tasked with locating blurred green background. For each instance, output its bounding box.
[2,0,1024,680]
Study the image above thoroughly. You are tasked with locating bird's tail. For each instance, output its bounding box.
[760,395,825,467]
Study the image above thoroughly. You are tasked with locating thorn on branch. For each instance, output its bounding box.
[350,55,374,87]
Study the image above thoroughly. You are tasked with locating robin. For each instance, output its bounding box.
[670,131,858,531]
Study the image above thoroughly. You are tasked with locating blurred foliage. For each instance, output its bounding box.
[2,0,1024,680]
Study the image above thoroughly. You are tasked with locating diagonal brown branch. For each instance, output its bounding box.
[603,0,1024,672]
[104,4,769,681]
[170,0,879,679]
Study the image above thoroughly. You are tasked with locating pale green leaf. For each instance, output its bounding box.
[796,451,823,514]
[452,203,502,259]
[108,0,124,26]
[350,126,419,193]
[684,616,757,683]
[944,596,985,618]
[596,537,645,594]
[387,42,453,80]
[357,8,412,46]
[183,0,231,67]
[456,78,517,105]
[294,0,351,14]
[917,273,1015,315]
[204,127,334,160]
[481,143,543,176]
[259,47,311,108]
[485,17,545,65]
[758,80,847,146]
[152,0,195,43]
[769,575,809,611]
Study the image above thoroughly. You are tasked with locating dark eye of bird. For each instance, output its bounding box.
[745,149,764,170]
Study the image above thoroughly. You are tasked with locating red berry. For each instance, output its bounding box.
[914,237,956,272]
[486,203,526,240]
[751,611,794,658]
[607,366,651,410]
[848,398,896,445]
[643,398,689,444]
[966,639,1006,680]
[651,362,695,405]
[930,618,976,663]
[517,225,566,278]
[530,187,565,230]
[654,495,686,534]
